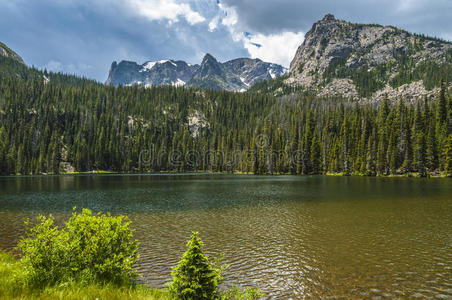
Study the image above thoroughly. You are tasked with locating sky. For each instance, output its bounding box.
[0,0,450,82]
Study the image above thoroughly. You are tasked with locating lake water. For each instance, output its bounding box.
[0,174,451,298]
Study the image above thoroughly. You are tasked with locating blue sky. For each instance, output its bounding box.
[0,0,450,82]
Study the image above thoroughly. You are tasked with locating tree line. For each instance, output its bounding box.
[0,62,451,176]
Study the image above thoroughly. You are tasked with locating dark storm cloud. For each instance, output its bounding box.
[221,0,452,39]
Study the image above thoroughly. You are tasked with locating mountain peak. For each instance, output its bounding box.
[201,53,217,64]
[286,16,452,101]
[321,13,335,22]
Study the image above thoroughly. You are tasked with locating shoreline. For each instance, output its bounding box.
[1,170,450,178]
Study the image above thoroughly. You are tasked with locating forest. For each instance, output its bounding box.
[0,55,451,177]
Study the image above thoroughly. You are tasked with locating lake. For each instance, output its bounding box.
[0,174,451,298]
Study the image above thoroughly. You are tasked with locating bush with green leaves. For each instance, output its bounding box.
[169,231,227,299]
[17,208,139,287]
[222,286,265,300]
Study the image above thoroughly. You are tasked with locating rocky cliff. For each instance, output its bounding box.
[286,14,452,101]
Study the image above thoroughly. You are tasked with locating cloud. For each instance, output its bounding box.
[44,60,64,73]
[217,2,303,66]
[208,16,220,32]
[244,32,304,67]
[125,0,206,25]
[44,60,92,75]
[218,0,452,38]
[0,0,450,82]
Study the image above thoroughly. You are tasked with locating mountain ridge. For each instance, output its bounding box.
[106,54,287,91]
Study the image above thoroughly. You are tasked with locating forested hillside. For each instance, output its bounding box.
[0,51,451,176]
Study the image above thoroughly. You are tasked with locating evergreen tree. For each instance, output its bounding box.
[169,232,224,299]
[445,134,452,177]
[0,54,450,177]
[0,126,8,174]
[310,131,322,174]
[437,79,447,125]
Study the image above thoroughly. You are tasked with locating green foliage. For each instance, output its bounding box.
[221,286,265,300]
[323,56,390,97]
[0,49,450,177]
[445,135,452,177]
[389,51,452,90]
[247,74,304,96]
[169,231,226,299]
[0,250,168,300]
[17,209,139,287]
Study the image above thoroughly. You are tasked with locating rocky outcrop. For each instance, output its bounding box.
[286,14,452,101]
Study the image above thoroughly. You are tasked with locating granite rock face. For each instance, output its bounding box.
[286,14,452,101]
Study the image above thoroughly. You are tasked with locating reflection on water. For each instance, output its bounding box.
[0,174,451,298]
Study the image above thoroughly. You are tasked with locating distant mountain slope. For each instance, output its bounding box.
[0,40,99,87]
[267,14,452,101]
[0,41,25,64]
[106,54,287,91]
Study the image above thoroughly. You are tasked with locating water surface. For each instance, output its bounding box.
[0,174,451,298]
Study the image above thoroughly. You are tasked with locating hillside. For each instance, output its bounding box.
[0,63,451,177]
[257,14,452,101]
[0,41,25,64]
[0,41,99,88]
[0,39,451,177]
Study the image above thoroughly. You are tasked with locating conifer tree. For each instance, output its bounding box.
[169,231,224,299]
[310,131,322,174]
[0,126,8,174]
[437,79,447,125]
[445,135,452,177]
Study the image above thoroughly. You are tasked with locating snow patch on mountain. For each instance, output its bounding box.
[173,78,185,86]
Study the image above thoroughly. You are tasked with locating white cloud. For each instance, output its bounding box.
[244,32,304,67]
[208,15,219,32]
[215,3,303,66]
[218,3,242,41]
[45,60,63,72]
[125,0,205,25]
[44,60,92,75]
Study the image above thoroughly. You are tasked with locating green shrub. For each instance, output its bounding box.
[222,286,265,300]
[17,208,139,287]
[169,231,226,299]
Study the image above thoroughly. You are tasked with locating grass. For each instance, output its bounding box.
[0,251,170,300]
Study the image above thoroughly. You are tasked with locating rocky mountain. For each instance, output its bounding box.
[285,14,452,101]
[0,41,25,64]
[105,59,198,87]
[187,54,286,91]
[106,54,287,91]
